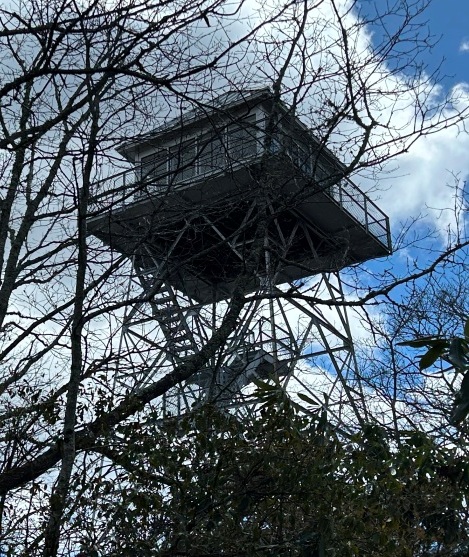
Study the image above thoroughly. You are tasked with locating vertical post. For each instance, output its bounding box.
[364,195,369,232]
[122,171,126,208]
[264,233,279,371]
[386,216,391,250]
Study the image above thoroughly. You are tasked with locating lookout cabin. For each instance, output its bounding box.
[88,89,391,303]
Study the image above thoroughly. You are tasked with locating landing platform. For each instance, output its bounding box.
[88,153,391,303]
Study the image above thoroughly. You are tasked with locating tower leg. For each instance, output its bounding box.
[117,259,362,428]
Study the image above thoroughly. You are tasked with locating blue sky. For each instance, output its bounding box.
[326,0,469,342]
[363,0,469,90]
[423,0,469,89]
[351,0,469,236]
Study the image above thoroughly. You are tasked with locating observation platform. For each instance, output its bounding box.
[87,89,391,303]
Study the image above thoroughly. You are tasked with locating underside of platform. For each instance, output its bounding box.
[88,155,390,303]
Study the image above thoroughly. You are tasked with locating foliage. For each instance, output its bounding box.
[400,318,469,424]
[86,395,469,556]
[0,0,467,554]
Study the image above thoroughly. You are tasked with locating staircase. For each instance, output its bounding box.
[189,348,289,406]
[151,285,198,362]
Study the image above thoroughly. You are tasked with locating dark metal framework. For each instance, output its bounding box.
[88,89,391,421]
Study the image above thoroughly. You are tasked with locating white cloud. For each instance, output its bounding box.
[236,1,469,238]
[364,86,469,233]
[460,39,469,52]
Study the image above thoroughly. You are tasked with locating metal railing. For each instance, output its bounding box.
[89,131,261,212]
[89,135,391,253]
[324,178,391,250]
[89,168,140,212]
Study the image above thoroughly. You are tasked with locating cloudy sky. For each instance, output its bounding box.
[364,0,469,235]
[233,0,469,240]
[424,0,469,88]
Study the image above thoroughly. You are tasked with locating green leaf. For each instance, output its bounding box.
[297,392,319,406]
[459,370,469,398]
[419,345,446,371]
[450,372,469,424]
[251,378,278,391]
[450,399,469,425]
[398,337,446,349]
[448,338,468,369]
[464,318,469,340]
[236,495,251,515]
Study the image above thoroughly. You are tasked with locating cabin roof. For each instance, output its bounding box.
[116,87,346,176]
[117,88,279,161]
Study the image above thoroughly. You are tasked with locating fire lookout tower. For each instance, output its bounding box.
[88,89,391,419]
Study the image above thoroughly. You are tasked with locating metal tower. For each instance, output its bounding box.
[88,89,391,423]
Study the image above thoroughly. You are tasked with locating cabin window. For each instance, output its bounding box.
[277,134,311,175]
[227,115,257,162]
[140,150,168,183]
[198,133,225,175]
[138,114,259,186]
[290,140,311,175]
[169,140,196,182]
